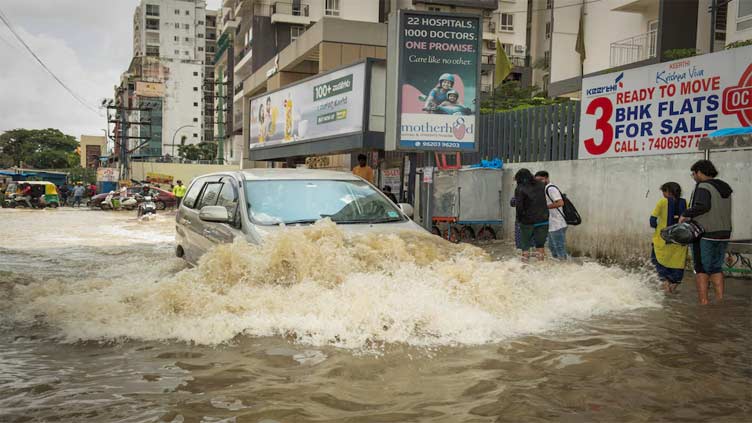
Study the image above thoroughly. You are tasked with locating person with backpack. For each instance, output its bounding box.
[514,168,549,261]
[680,160,733,305]
[650,182,688,293]
[535,171,568,260]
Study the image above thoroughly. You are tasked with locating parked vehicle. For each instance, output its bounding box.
[175,169,421,265]
[101,191,138,210]
[137,195,157,218]
[88,186,175,210]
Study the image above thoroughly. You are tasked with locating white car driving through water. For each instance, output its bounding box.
[175,169,422,264]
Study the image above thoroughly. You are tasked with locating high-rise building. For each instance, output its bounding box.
[204,10,218,144]
[123,0,211,158]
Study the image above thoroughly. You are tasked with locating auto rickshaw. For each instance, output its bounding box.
[3,181,60,208]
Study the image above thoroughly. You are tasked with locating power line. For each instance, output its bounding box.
[0,6,103,116]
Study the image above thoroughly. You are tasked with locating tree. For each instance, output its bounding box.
[0,128,79,168]
[177,142,217,161]
[480,81,569,114]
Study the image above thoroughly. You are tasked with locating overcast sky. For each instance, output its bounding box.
[0,0,221,140]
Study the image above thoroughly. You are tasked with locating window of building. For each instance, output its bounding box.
[146,46,160,57]
[193,87,198,91]
[502,43,513,56]
[174,9,180,15]
[174,35,179,41]
[207,46,215,53]
[193,117,199,122]
[184,24,190,29]
[194,102,198,106]
[290,26,305,41]
[175,23,180,29]
[500,13,513,31]
[146,18,160,30]
[546,0,553,9]
[543,50,550,68]
[427,6,442,11]
[198,20,204,25]
[738,0,752,31]
[146,4,159,16]
[184,51,190,56]
[174,49,180,55]
[193,71,199,76]
[185,10,190,16]
[185,37,190,42]
[198,33,204,38]
[545,21,551,39]
[198,46,204,52]
[193,133,198,138]
[325,0,340,16]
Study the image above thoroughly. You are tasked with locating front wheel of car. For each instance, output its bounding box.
[155,200,166,210]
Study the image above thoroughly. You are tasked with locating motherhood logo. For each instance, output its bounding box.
[586,72,624,96]
[722,63,752,127]
[401,117,474,140]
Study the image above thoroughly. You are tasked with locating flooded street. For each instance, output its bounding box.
[1,208,750,422]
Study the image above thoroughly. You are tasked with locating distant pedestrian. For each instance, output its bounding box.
[680,160,733,305]
[535,171,569,260]
[382,186,398,203]
[352,154,374,184]
[514,168,549,261]
[88,183,97,198]
[172,180,187,208]
[72,183,85,207]
[650,182,688,293]
[59,184,70,206]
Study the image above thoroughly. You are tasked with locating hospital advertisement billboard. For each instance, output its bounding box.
[248,62,366,148]
[390,10,482,152]
[579,46,752,159]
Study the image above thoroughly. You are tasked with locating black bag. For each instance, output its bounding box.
[546,185,582,226]
[660,221,704,245]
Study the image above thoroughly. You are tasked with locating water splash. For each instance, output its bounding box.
[7,220,661,349]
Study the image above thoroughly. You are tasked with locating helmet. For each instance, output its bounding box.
[439,73,455,83]
[660,221,704,245]
[446,89,459,97]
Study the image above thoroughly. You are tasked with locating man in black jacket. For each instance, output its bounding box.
[680,160,733,305]
[514,168,549,261]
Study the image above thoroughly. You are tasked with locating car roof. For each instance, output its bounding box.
[194,168,362,182]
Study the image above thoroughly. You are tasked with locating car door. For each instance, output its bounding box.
[200,176,243,245]
[190,179,226,256]
[176,176,212,263]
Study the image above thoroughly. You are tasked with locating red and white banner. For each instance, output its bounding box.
[579,46,752,159]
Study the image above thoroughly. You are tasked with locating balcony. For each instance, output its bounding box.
[609,30,657,67]
[234,44,252,80]
[271,2,311,25]
[481,53,528,67]
[611,0,656,13]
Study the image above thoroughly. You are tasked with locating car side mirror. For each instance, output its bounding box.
[199,205,230,223]
[398,203,414,218]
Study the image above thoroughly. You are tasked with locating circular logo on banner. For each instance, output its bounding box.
[722,63,752,127]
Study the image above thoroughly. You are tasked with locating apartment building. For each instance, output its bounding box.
[125,0,210,157]
[531,0,734,98]
[204,10,218,144]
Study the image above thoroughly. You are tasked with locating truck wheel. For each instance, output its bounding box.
[477,226,497,241]
[460,226,476,243]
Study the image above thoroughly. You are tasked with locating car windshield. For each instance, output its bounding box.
[245,179,404,225]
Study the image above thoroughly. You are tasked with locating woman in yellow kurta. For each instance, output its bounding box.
[650,182,688,293]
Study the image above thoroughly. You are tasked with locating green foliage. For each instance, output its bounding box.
[480,81,569,114]
[0,128,79,169]
[66,167,97,184]
[726,39,752,49]
[662,48,698,61]
[177,142,218,161]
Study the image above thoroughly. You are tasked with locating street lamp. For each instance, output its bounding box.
[170,125,196,157]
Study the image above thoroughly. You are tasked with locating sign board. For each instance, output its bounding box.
[381,167,401,193]
[96,168,117,183]
[422,167,434,183]
[579,46,752,159]
[135,81,165,98]
[387,10,482,152]
[146,172,173,185]
[85,145,101,169]
[249,62,366,148]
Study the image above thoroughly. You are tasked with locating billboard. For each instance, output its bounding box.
[579,46,752,159]
[96,168,117,183]
[135,81,165,98]
[249,62,366,148]
[389,11,482,152]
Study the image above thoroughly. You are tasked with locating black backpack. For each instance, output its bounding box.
[546,185,582,226]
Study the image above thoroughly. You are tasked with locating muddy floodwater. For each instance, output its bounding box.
[1,208,750,422]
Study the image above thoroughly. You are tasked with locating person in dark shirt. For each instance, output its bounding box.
[382,186,398,204]
[514,168,549,261]
[679,160,733,305]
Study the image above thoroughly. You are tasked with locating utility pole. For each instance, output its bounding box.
[709,0,718,53]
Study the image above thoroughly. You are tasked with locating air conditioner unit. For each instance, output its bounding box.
[487,40,496,49]
[514,44,525,53]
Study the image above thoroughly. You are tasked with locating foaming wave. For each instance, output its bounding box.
[8,220,661,349]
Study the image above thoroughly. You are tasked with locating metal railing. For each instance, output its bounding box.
[482,54,527,67]
[272,2,310,17]
[610,30,657,67]
[483,20,496,33]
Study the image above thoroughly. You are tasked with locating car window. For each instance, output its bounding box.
[197,182,222,209]
[217,181,238,211]
[182,178,206,208]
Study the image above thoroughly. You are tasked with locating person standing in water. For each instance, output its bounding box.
[514,168,549,261]
[680,160,733,305]
[650,182,688,293]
